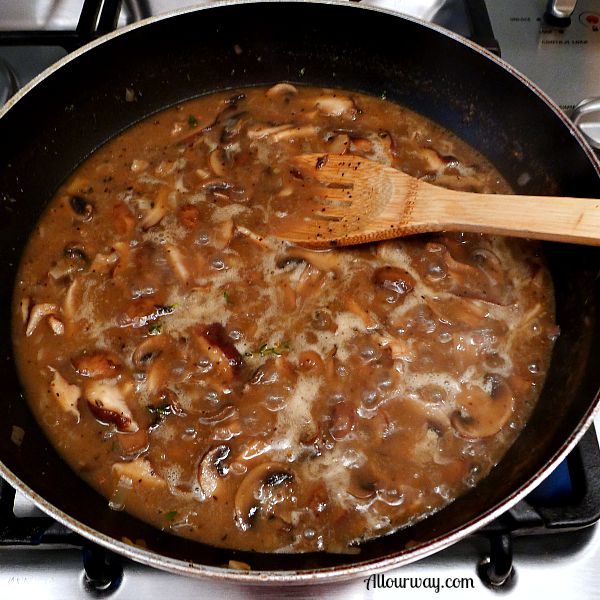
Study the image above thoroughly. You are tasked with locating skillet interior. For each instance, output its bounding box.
[0,1,599,576]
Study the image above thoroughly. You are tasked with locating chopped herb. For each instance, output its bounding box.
[147,404,172,418]
[148,322,162,336]
[188,115,199,128]
[298,67,306,78]
[381,90,387,100]
[250,341,291,357]
[154,304,175,317]
[223,291,231,304]
[164,510,178,521]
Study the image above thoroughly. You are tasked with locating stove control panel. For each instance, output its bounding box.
[486,0,600,111]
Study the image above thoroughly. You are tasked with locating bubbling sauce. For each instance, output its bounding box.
[13,85,557,553]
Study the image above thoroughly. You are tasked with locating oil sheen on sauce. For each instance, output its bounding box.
[12,85,557,553]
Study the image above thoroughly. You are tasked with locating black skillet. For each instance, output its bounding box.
[0,0,599,583]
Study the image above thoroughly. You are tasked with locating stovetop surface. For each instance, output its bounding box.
[0,1,599,598]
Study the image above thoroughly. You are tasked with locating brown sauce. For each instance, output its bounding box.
[12,85,557,553]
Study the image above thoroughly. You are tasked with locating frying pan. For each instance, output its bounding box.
[0,0,599,584]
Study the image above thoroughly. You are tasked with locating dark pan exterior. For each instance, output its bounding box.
[0,0,598,583]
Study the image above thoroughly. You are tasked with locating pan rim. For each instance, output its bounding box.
[1,0,599,584]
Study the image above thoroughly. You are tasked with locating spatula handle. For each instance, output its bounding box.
[420,189,600,245]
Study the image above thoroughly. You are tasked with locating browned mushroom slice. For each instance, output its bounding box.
[72,351,122,379]
[117,429,149,457]
[85,381,138,433]
[197,444,231,498]
[25,303,59,336]
[69,195,94,221]
[451,377,514,439]
[48,367,81,420]
[234,462,295,531]
[425,295,490,329]
[132,336,169,369]
[195,323,243,381]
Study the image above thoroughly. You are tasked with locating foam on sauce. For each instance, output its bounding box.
[12,85,557,553]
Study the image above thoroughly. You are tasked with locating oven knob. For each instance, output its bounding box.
[544,0,578,27]
[571,97,600,151]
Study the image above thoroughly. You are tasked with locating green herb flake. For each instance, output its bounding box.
[256,341,290,357]
[165,510,178,521]
[147,404,172,418]
[381,90,387,100]
[188,115,199,128]
[298,67,306,78]
[223,291,231,304]
[148,322,162,336]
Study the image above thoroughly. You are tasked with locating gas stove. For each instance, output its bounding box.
[1,1,600,598]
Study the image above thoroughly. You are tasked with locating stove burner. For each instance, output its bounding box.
[0,57,18,106]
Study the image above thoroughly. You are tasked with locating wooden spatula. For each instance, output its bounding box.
[279,153,600,248]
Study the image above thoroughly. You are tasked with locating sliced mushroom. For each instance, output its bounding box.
[451,377,514,439]
[112,459,164,488]
[425,296,490,329]
[89,250,120,274]
[25,303,59,336]
[346,298,378,330]
[281,247,340,273]
[234,462,295,531]
[132,336,169,369]
[19,297,31,325]
[85,381,138,433]
[166,244,191,283]
[117,429,149,457]
[246,123,293,140]
[327,133,350,154]
[295,264,325,304]
[49,246,90,280]
[69,195,94,221]
[72,351,122,379]
[141,187,169,230]
[195,323,243,381]
[271,125,319,143]
[48,367,81,420]
[314,95,356,118]
[236,225,273,250]
[63,279,82,322]
[197,444,231,498]
[209,148,228,176]
[266,83,298,98]
[47,316,64,335]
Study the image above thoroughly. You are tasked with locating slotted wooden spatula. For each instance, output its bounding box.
[279,153,600,248]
